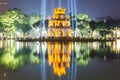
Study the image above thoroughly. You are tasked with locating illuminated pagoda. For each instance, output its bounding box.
[48,7,72,38]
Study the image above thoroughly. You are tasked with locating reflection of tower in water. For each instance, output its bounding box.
[48,42,72,76]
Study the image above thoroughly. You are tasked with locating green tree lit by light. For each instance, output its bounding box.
[75,13,91,36]
[0,8,26,36]
[28,13,41,28]
[0,22,4,32]
[0,8,41,37]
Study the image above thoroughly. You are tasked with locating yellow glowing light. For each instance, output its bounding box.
[48,42,72,76]
[116,40,120,53]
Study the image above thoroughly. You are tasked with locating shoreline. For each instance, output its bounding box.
[0,37,118,42]
[16,37,116,42]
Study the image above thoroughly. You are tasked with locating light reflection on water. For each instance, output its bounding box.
[0,40,120,80]
[48,42,72,76]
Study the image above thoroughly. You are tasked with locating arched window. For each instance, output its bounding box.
[53,22,55,27]
[60,22,63,27]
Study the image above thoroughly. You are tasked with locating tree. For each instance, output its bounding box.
[15,22,32,36]
[75,13,91,37]
[0,22,4,33]
[0,15,6,37]
[0,8,26,36]
[27,13,41,28]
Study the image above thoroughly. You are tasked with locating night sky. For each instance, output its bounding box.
[8,0,120,19]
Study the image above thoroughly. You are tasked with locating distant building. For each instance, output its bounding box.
[0,0,8,14]
[95,16,113,22]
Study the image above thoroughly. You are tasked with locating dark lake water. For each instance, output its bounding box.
[0,40,120,80]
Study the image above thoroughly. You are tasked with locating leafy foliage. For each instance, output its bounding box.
[27,13,41,28]
[75,13,91,36]
[0,8,26,35]
[0,8,41,36]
